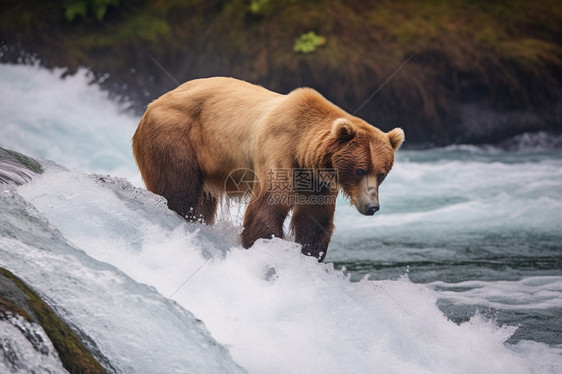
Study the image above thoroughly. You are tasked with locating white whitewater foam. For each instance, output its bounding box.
[0,63,142,186]
[428,276,562,310]
[0,186,246,374]
[15,163,562,374]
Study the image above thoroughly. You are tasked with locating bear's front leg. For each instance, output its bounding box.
[290,195,336,262]
[241,193,291,248]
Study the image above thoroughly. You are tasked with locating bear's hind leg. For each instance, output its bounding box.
[142,138,204,222]
[162,172,204,222]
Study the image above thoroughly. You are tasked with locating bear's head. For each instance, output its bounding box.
[330,118,404,215]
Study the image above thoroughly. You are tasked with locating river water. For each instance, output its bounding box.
[1,63,561,373]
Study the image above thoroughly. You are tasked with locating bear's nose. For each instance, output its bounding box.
[365,203,380,215]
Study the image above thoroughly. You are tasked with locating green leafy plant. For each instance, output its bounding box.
[250,0,270,14]
[294,31,326,54]
[65,0,120,21]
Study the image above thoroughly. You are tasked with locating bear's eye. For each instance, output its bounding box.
[356,169,367,177]
[377,173,386,184]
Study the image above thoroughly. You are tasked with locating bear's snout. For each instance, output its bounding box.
[364,202,380,216]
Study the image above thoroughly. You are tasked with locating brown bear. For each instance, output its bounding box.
[132,77,404,261]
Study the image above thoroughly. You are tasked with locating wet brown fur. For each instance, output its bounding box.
[132,77,404,261]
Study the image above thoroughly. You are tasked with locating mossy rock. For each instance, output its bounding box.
[0,267,106,373]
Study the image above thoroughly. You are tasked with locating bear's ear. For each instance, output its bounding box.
[331,118,356,142]
[387,128,405,151]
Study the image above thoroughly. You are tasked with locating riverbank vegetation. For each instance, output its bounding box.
[1,0,561,144]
